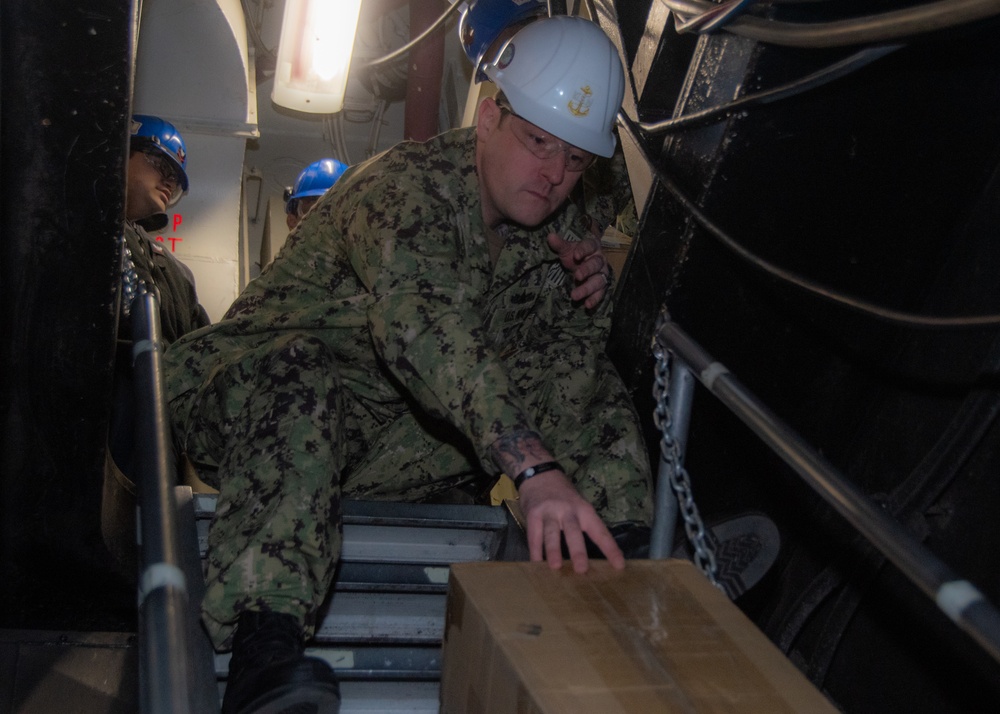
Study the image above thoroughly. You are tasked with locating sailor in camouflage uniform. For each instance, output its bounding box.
[164,16,651,714]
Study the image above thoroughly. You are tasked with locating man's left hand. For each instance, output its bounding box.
[547,220,611,310]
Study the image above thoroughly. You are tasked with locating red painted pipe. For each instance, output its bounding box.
[403,0,446,141]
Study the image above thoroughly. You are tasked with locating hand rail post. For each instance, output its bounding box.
[649,359,695,559]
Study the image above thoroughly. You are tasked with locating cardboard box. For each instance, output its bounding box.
[441,560,838,714]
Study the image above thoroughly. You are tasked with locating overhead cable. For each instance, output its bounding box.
[617,111,1000,329]
[658,0,1000,47]
[364,0,463,68]
[674,0,758,33]
[640,44,902,134]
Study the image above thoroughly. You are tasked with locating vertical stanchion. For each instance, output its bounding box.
[132,292,192,714]
[649,359,696,559]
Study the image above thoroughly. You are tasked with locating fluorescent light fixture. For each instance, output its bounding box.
[271,0,363,114]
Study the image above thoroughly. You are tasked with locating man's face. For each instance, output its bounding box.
[476,98,586,229]
[125,150,180,221]
[286,196,320,231]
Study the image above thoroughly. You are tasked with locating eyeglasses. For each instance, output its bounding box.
[141,150,183,205]
[498,105,595,173]
[295,196,319,219]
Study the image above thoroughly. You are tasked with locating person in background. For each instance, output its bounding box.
[110,114,210,482]
[284,158,349,231]
[164,16,650,714]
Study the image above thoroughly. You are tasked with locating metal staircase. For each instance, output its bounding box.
[191,493,529,712]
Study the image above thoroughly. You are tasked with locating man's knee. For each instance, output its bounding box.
[176,334,346,472]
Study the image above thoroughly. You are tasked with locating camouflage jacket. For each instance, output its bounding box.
[121,221,210,344]
[114,221,210,479]
[164,127,612,471]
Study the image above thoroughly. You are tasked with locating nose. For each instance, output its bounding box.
[159,172,179,190]
[539,152,566,185]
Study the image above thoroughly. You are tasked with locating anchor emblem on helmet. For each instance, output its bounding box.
[567,86,593,117]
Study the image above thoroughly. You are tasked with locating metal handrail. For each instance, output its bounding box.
[654,314,1000,666]
[132,292,193,713]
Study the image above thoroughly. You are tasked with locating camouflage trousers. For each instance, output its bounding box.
[169,333,652,648]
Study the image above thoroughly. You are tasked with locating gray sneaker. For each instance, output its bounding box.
[673,513,781,600]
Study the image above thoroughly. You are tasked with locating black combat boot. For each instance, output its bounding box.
[221,610,341,714]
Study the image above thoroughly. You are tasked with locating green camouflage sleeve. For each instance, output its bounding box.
[348,174,539,472]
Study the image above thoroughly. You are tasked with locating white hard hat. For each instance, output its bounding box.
[482,15,624,157]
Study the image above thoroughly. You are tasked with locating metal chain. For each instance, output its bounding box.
[120,237,147,318]
[652,311,722,589]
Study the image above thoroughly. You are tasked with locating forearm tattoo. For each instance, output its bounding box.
[491,430,548,476]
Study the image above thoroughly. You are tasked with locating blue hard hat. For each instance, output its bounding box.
[130,114,189,202]
[285,158,349,215]
[459,0,547,82]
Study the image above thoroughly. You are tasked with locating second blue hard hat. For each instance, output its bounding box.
[285,158,349,215]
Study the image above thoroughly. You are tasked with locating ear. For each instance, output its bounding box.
[476,96,501,141]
